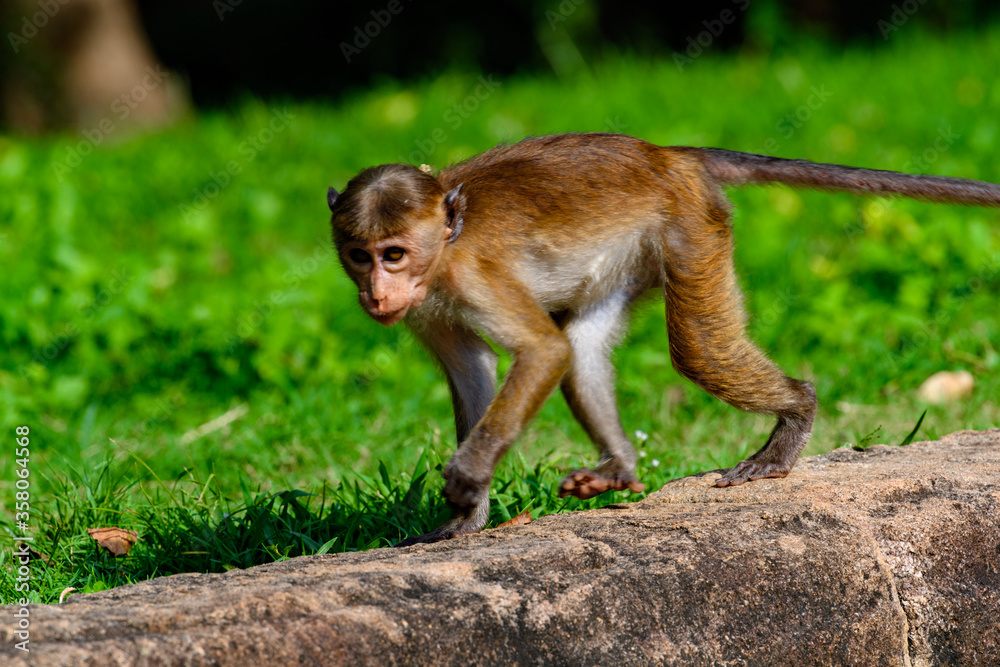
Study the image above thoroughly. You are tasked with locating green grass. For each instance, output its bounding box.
[2,26,999,603]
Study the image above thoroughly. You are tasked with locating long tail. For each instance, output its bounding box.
[697,148,1000,207]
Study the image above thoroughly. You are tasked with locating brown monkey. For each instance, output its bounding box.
[327,133,1000,546]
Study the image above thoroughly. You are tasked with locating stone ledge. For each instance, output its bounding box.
[2,429,998,666]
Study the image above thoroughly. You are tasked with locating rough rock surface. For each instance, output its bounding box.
[3,429,999,666]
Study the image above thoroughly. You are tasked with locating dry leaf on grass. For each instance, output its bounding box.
[496,511,533,528]
[87,527,139,557]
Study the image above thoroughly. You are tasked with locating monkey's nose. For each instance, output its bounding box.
[372,295,395,314]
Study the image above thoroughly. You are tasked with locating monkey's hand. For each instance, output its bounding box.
[395,450,493,548]
[395,494,491,548]
[558,468,645,500]
[440,448,493,509]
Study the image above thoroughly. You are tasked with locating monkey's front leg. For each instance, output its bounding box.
[395,325,498,547]
[388,434,500,546]
[396,305,571,546]
[440,337,571,509]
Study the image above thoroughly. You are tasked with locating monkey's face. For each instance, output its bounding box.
[338,222,448,326]
[327,165,465,326]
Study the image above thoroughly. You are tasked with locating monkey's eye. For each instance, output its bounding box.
[348,249,372,264]
[383,247,405,262]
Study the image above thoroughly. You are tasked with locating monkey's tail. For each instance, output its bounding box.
[697,148,1000,207]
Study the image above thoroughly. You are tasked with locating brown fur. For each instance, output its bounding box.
[333,164,444,242]
[327,133,999,545]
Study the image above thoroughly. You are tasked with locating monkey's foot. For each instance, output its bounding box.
[558,469,645,500]
[715,459,791,487]
[394,525,477,548]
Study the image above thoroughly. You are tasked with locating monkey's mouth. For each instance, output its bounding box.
[369,307,408,326]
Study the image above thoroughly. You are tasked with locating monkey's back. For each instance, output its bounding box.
[437,134,708,310]
[440,133,712,240]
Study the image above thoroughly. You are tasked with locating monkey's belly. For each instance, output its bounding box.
[523,238,655,310]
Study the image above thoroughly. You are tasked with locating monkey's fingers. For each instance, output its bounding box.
[559,470,646,500]
[623,480,646,494]
[582,477,609,496]
[715,460,791,487]
[594,473,645,495]
[395,523,476,548]
[559,473,603,499]
[395,531,449,547]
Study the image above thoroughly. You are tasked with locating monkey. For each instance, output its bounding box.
[326,133,1000,547]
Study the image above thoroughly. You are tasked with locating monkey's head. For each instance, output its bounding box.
[329,164,465,326]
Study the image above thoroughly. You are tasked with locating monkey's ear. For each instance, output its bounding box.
[327,187,339,211]
[444,184,465,243]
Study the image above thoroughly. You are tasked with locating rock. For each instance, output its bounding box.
[917,370,975,404]
[2,429,999,666]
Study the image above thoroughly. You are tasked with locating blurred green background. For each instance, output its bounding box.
[0,1,998,600]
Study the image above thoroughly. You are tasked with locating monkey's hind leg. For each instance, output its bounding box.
[557,289,646,500]
[663,207,817,487]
